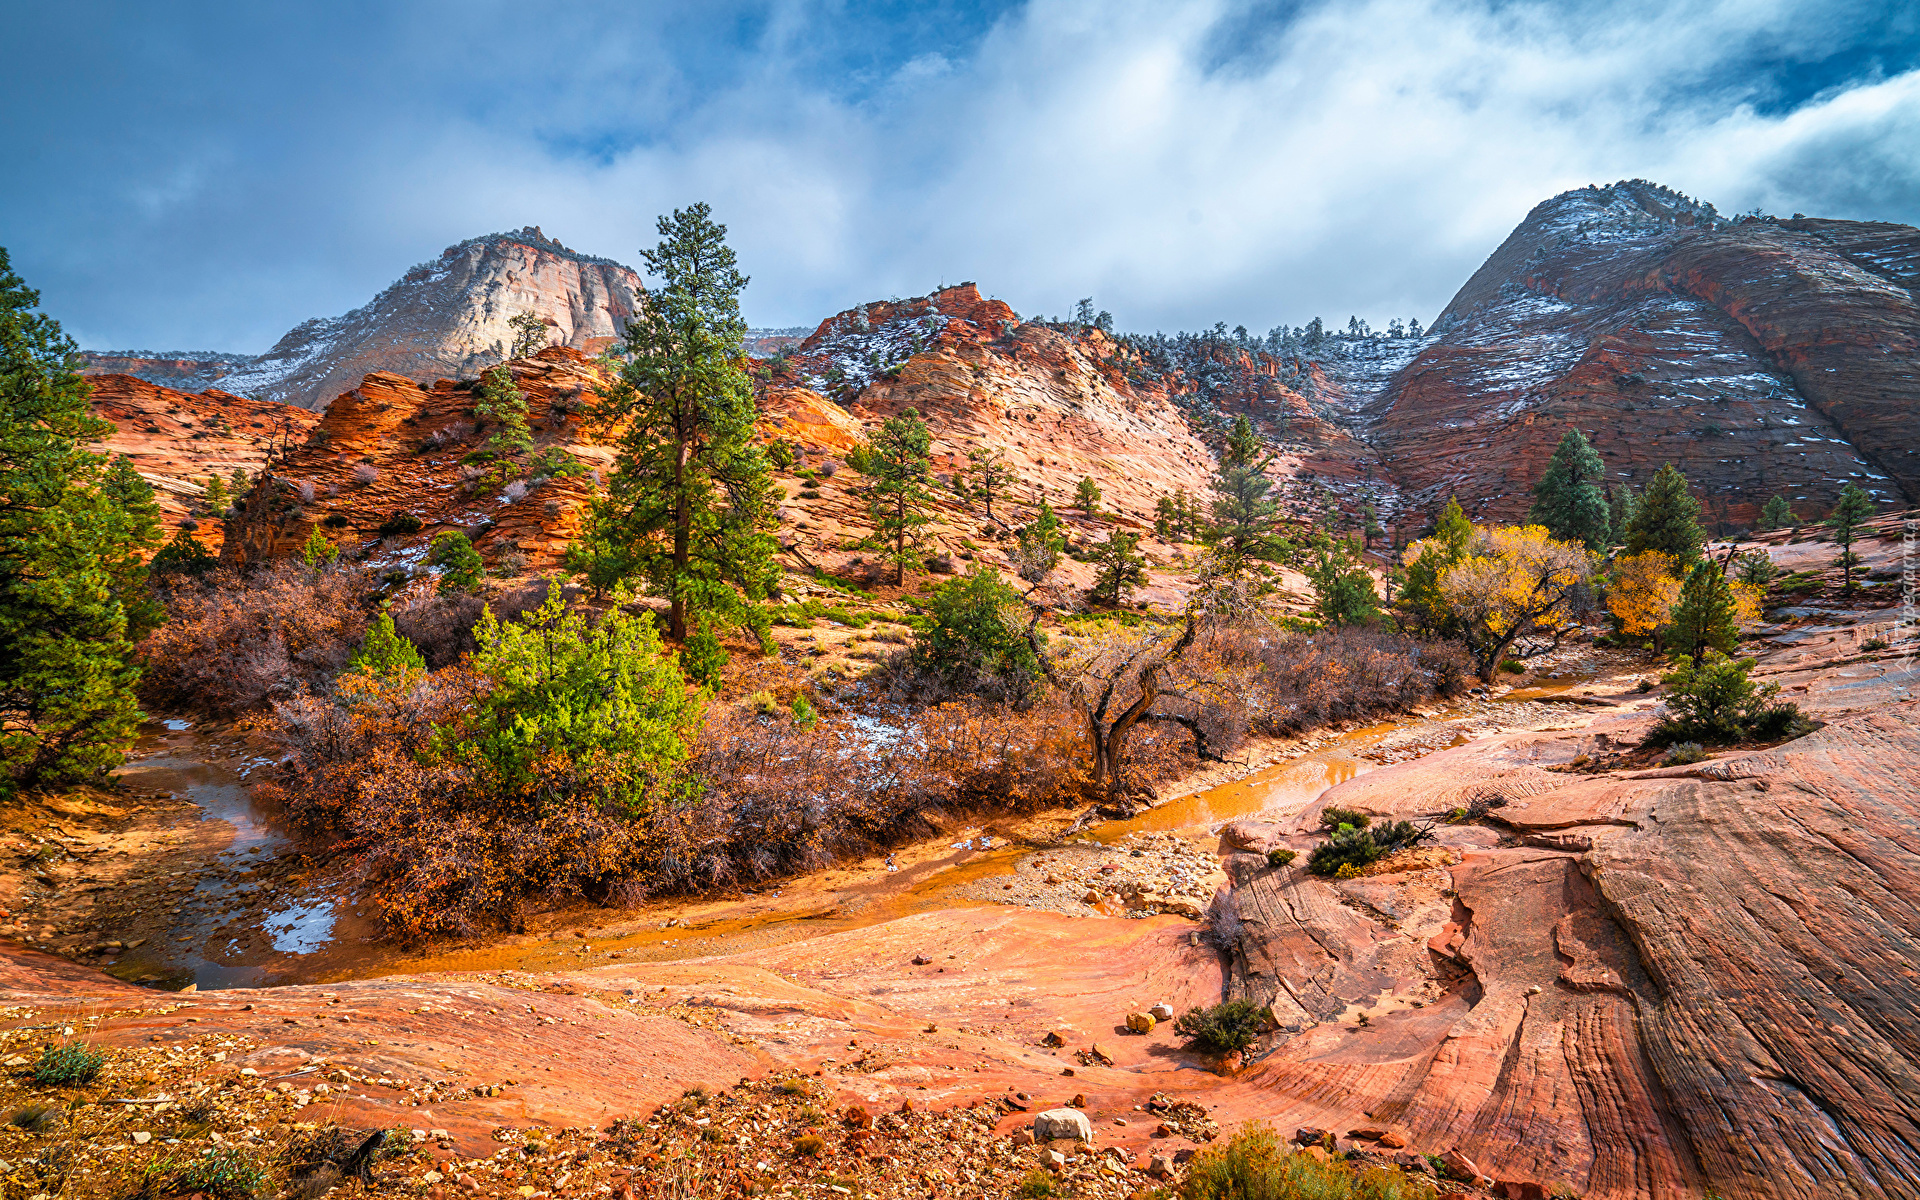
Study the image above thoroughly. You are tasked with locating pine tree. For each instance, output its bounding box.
[150,528,217,577]
[474,366,534,457]
[300,526,338,569]
[1607,484,1638,545]
[1622,465,1703,565]
[346,610,425,675]
[100,454,165,639]
[580,204,778,644]
[507,311,551,360]
[1826,483,1875,594]
[229,466,250,497]
[0,248,145,792]
[1361,503,1383,550]
[1154,489,1204,543]
[1759,494,1795,530]
[429,531,485,595]
[1668,560,1740,663]
[1016,501,1066,583]
[204,472,229,513]
[1074,475,1102,516]
[1207,415,1286,575]
[1090,530,1146,607]
[966,446,1013,524]
[1395,497,1471,635]
[851,408,936,585]
[1528,428,1610,550]
[1308,533,1381,627]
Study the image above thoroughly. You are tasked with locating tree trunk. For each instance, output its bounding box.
[671,413,690,641]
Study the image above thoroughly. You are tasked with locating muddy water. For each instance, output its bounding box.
[125,712,1412,990]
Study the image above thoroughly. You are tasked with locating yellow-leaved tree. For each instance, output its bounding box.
[1438,524,1594,682]
[1606,550,1683,650]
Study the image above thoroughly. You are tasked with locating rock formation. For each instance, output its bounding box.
[1367,180,1917,527]
[80,227,642,411]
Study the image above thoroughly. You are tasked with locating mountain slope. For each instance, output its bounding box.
[1368,181,1916,528]
[80,227,642,411]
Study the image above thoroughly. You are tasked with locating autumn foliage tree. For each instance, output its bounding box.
[1606,550,1683,650]
[1434,525,1594,682]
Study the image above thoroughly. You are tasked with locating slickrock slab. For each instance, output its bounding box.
[1219,704,1920,1199]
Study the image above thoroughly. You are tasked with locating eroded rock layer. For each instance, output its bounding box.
[1219,704,1920,1200]
[1372,181,1917,526]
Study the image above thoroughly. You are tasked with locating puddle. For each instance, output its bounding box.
[263,900,339,953]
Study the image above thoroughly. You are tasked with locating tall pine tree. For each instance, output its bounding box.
[1207,415,1286,576]
[851,408,936,585]
[1668,560,1741,664]
[1622,465,1703,566]
[1528,428,1610,550]
[0,248,146,792]
[577,204,778,643]
[1827,483,1875,595]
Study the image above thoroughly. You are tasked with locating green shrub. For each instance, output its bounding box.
[1661,741,1708,766]
[32,1043,104,1086]
[1648,650,1808,746]
[1861,637,1890,652]
[1500,658,1526,674]
[1320,807,1371,830]
[790,693,818,730]
[1181,1123,1420,1200]
[910,563,1041,696]
[147,1146,266,1200]
[377,512,424,537]
[1016,1168,1060,1198]
[1173,999,1268,1055]
[1308,820,1432,877]
[768,440,797,471]
[792,1133,824,1157]
[428,530,484,595]
[746,689,781,716]
[1266,847,1297,869]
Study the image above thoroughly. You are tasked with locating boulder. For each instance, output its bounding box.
[1148,1003,1175,1021]
[1125,1012,1156,1034]
[1440,1150,1482,1182]
[1033,1109,1094,1143]
[1219,819,1284,853]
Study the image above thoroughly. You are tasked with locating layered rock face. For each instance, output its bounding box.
[1217,689,1920,1199]
[80,228,642,411]
[86,373,321,554]
[1370,181,1916,527]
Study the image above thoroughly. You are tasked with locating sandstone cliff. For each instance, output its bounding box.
[1367,181,1916,527]
[80,227,642,411]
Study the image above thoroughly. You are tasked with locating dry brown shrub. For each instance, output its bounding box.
[1207,625,1469,736]
[137,562,372,714]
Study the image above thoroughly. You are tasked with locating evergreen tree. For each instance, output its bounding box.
[579,204,778,644]
[474,366,534,457]
[1668,560,1740,663]
[966,446,1013,524]
[1622,465,1703,565]
[150,528,217,577]
[1759,494,1795,530]
[1154,489,1205,543]
[1827,483,1876,594]
[1395,497,1472,635]
[1528,429,1610,550]
[429,531,485,595]
[229,466,250,497]
[1074,475,1102,516]
[1016,500,1066,583]
[300,526,338,569]
[912,563,1041,690]
[1206,415,1286,576]
[1607,484,1638,545]
[0,248,144,792]
[507,311,550,360]
[1089,530,1147,607]
[681,620,728,689]
[100,454,165,639]
[204,473,229,514]
[1307,533,1381,627]
[1361,502,1384,549]
[346,610,425,675]
[850,408,936,585]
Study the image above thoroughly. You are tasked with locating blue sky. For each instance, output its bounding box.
[3,0,1916,352]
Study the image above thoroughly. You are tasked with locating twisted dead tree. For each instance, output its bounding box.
[1026,610,1235,810]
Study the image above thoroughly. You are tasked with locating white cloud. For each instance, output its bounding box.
[21,0,1920,349]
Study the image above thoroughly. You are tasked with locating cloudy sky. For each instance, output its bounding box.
[5,0,1916,352]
